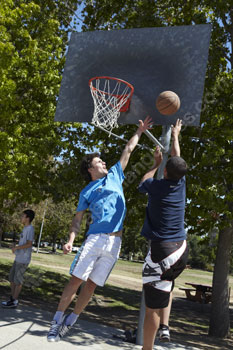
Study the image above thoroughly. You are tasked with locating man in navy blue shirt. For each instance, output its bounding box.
[47,116,152,342]
[139,119,189,350]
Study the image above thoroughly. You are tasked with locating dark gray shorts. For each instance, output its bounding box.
[9,261,28,285]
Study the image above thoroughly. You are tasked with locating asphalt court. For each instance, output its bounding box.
[0,304,201,350]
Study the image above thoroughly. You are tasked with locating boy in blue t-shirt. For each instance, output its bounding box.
[47,116,152,342]
[139,119,189,350]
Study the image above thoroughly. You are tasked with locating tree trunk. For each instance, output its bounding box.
[52,233,58,253]
[0,226,2,248]
[52,243,57,253]
[0,215,4,248]
[209,224,233,337]
[12,230,16,242]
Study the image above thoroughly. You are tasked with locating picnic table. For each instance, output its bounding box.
[179,282,212,304]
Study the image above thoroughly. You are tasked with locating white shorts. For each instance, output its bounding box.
[70,234,121,286]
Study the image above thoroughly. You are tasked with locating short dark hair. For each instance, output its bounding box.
[165,156,187,181]
[80,153,100,182]
[23,209,35,223]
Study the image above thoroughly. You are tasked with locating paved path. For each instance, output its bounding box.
[0,304,201,350]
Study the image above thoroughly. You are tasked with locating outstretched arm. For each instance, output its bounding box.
[120,116,153,171]
[171,119,182,157]
[140,146,163,184]
[63,210,85,254]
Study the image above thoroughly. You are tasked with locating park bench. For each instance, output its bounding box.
[179,283,212,304]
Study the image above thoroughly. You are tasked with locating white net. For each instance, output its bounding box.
[89,77,133,133]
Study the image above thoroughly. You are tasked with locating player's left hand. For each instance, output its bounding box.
[138,116,153,133]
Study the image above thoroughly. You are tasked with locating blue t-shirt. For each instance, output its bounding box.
[138,177,186,242]
[77,161,126,235]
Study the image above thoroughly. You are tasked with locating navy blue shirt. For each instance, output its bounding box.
[138,177,186,242]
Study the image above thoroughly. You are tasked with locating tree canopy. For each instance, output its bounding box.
[0,0,86,209]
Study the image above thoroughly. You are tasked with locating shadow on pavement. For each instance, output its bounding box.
[0,305,139,350]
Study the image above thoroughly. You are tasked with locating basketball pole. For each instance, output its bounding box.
[94,123,164,151]
[36,199,48,254]
[136,125,172,346]
[144,129,165,151]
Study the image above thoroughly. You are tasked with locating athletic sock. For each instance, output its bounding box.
[11,297,18,304]
[65,312,79,326]
[53,311,64,324]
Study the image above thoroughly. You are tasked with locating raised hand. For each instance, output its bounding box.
[172,119,182,138]
[138,115,153,133]
[154,146,163,166]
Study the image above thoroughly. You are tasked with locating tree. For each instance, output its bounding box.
[187,232,217,270]
[0,0,86,211]
[79,0,233,338]
[38,198,76,251]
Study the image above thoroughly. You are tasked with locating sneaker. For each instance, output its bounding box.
[59,315,72,339]
[158,326,170,342]
[2,298,18,309]
[47,320,62,342]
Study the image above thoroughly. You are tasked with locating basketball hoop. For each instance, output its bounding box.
[89,75,165,151]
[89,76,134,133]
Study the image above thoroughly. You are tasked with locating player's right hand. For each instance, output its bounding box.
[138,115,153,133]
[63,242,72,254]
[154,146,163,165]
[172,119,182,137]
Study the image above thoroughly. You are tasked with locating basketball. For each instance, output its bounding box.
[156,91,180,115]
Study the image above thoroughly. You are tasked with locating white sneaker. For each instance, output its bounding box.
[47,320,62,342]
[59,315,72,339]
[158,326,170,342]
